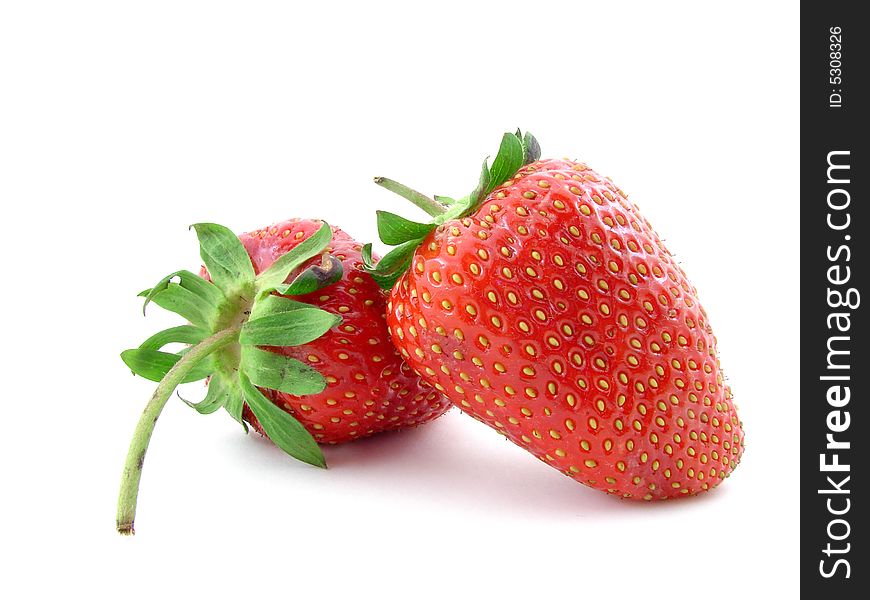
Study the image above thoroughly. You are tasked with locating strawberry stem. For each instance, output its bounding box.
[116,326,242,535]
[373,176,447,217]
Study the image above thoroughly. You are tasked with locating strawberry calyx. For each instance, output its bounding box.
[117,222,343,535]
[363,129,540,289]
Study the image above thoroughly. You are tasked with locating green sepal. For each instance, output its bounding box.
[520,130,541,165]
[240,346,327,395]
[222,373,249,432]
[361,241,420,290]
[138,325,210,352]
[463,156,492,220]
[485,132,525,197]
[470,132,525,207]
[138,285,215,330]
[240,306,341,347]
[255,222,332,295]
[366,130,540,290]
[238,372,326,468]
[273,254,343,296]
[380,130,537,232]
[120,348,214,383]
[249,294,312,320]
[141,270,224,315]
[376,210,436,245]
[467,129,538,211]
[141,270,224,329]
[183,372,232,415]
[191,223,256,297]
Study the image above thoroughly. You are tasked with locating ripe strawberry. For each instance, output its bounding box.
[232,220,450,443]
[117,219,449,534]
[366,131,744,500]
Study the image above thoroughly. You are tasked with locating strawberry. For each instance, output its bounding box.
[231,220,451,443]
[365,131,744,500]
[117,219,449,534]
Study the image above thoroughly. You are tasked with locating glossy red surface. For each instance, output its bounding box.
[387,160,744,499]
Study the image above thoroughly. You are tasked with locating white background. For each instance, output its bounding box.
[1,2,799,598]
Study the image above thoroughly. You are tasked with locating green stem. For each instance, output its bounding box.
[116,327,241,535]
[373,176,447,217]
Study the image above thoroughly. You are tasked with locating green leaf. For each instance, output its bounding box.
[361,241,419,289]
[430,130,534,225]
[191,223,256,296]
[273,254,343,296]
[240,346,326,395]
[376,210,436,245]
[141,270,224,323]
[240,306,340,347]
[249,294,312,320]
[238,372,326,468]
[139,325,210,352]
[139,282,217,330]
[183,372,232,415]
[521,130,541,164]
[464,155,493,209]
[120,348,214,383]
[361,130,541,290]
[360,244,376,269]
[221,373,248,431]
[485,132,524,196]
[255,222,332,294]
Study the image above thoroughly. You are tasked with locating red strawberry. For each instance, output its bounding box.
[366,131,744,500]
[117,219,449,534]
[235,220,450,443]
